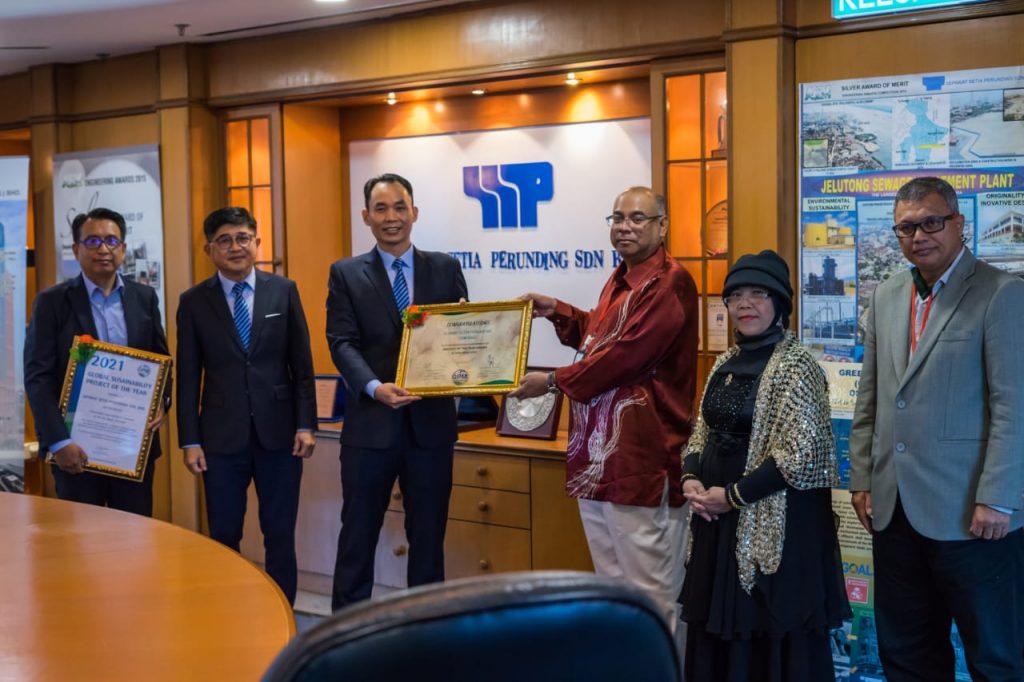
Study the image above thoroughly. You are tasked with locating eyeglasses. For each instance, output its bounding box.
[892,214,955,239]
[211,233,255,250]
[724,289,771,306]
[78,235,124,250]
[606,213,663,228]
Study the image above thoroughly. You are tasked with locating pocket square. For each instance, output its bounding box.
[265,312,282,318]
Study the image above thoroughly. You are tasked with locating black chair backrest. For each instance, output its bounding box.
[263,571,680,682]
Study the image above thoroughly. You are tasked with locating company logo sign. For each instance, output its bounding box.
[463,161,553,229]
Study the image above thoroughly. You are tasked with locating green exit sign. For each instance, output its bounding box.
[833,0,989,20]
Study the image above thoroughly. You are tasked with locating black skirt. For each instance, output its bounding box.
[680,431,850,682]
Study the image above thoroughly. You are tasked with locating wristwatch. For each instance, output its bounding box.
[546,371,559,394]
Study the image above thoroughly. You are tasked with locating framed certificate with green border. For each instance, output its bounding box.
[56,336,172,482]
[396,300,533,397]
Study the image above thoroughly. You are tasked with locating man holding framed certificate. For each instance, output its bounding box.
[25,208,171,516]
[511,186,699,628]
[326,172,468,610]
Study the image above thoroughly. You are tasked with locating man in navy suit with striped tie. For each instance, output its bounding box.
[176,206,317,604]
[327,173,468,609]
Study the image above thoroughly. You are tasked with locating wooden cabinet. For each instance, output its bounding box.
[241,425,593,595]
[373,427,592,589]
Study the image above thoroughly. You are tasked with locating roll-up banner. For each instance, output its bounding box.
[0,156,30,492]
[52,145,166,317]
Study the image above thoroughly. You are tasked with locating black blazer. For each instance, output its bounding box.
[24,274,170,456]
[175,270,317,454]
[326,247,468,450]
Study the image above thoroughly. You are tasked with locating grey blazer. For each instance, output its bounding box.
[850,249,1024,540]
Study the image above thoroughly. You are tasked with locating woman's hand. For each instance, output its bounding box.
[690,486,732,517]
[683,478,717,522]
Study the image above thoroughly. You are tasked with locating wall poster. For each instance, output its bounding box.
[801,65,1024,681]
[0,156,29,492]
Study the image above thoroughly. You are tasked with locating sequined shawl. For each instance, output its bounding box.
[684,331,837,593]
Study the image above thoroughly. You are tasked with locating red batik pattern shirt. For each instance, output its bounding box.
[551,248,699,507]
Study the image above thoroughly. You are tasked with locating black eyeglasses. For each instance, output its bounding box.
[892,214,955,239]
[606,213,663,228]
[211,233,255,250]
[78,235,124,250]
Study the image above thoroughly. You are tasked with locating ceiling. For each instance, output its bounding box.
[0,0,480,77]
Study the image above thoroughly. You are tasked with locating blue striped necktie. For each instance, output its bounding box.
[232,281,252,350]
[391,259,410,313]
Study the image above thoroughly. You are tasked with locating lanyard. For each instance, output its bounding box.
[909,285,935,355]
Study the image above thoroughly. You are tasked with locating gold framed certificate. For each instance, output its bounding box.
[396,300,533,397]
[56,336,172,482]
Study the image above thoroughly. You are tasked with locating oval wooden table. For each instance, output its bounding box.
[0,492,295,681]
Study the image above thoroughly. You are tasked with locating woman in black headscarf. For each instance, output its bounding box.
[680,250,851,681]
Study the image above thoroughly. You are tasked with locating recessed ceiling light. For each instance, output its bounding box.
[471,88,486,96]
[565,72,580,86]
[386,92,397,105]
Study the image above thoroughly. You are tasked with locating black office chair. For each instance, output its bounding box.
[262,571,681,682]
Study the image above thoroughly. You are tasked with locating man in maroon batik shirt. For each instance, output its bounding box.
[511,186,698,627]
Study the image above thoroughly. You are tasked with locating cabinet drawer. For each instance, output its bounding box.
[448,486,530,529]
[444,520,531,578]
[452,452,529,492]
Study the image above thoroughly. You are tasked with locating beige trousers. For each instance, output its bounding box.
[577,479,688,631]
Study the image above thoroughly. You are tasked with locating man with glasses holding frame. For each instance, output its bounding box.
[511,186,699,628]
[176,206,316,605]
[25,207,170,515]
[850,176,1024,681]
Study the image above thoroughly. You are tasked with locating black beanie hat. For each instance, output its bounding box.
[723,249,793,302]
[723,250,794,326]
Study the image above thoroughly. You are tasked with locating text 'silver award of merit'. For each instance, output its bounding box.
[396,300,533,396]
[57,335,172,481]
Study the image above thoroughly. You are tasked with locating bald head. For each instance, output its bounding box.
[616,186,667,216]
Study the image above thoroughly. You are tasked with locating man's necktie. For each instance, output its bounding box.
[392,259,410,313]
[232,281,252,350]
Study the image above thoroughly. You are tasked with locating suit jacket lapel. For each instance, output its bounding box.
[121,282,145,348]
[249,270,273,351]
[68,275,99,338]
[203,274,246,353]
[413,247,431,305]
[899,252,973,391]
[888,272,911,381]
[362,250,401,329]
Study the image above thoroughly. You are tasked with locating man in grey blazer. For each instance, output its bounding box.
[850,176,1024,682]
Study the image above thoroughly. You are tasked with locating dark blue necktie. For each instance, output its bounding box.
[232,281,251,350]
[391,259,410,313]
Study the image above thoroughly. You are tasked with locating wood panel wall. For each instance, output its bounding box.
[204,0,725,104]
[282,104,344,375]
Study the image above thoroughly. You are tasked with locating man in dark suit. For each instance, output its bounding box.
[25,207,169,516]
[176,206,316,605]
[327,172,468,609]
[851,177,1024,681]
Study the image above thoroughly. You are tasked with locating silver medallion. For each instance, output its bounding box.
[505,392,556,432]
